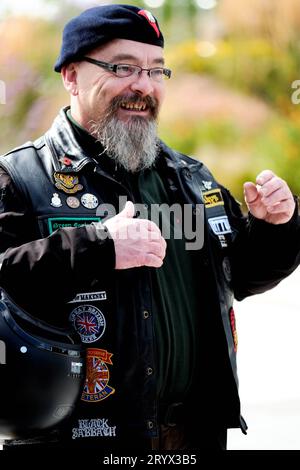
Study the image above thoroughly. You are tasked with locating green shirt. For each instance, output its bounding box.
[67,112,200,403]
[138,169,200,403]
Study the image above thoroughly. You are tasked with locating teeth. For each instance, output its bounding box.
[121,102,147,111]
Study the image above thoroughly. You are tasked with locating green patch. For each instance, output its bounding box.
[48,217,101,234]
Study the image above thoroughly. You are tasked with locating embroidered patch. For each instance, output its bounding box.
[72,418,117,440]
[70,305,106,343]
[53,172,83,194]
[202,188,224,208]
[138,9,160,37]
[68,291,107,304]
[48,217,100,234]
[81,348,115,403]
[229,307,238,352]
[208,215,232,235]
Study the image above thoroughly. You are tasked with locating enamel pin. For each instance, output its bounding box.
[50,193,62,208]
[81,193,99,209]
[53,172,83,194]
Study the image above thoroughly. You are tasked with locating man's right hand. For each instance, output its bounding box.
[103,201,167,269]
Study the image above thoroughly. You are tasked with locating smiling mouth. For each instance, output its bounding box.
[120,102,148,112]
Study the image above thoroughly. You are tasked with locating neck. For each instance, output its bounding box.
[69,100,91,134]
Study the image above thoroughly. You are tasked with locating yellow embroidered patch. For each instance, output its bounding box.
[202,188,224,208]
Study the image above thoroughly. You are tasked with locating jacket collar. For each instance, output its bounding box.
[44,106,94,173]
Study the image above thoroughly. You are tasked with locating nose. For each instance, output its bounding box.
[129,71,155,96]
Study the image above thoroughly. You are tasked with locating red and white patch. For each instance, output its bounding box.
[81,348,115,403]
[229,307,238,352]
[138,9,160,38]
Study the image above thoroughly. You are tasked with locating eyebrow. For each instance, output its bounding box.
[109,53,165,66]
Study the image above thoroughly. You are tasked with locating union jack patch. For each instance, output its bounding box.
[69,305,106,343]
[81,348,115,403]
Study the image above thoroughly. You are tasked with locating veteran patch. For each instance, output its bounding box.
[82,348,115,403]
[48,217,100,234]
[202,188,224,208]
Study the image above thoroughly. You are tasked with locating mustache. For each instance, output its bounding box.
[108,93,159,118]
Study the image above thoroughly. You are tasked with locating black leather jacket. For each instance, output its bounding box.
[0,107,299,444]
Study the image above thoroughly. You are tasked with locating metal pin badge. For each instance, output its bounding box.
[66,196,80,209]
[81,193,98,209]
[51,193,62,208]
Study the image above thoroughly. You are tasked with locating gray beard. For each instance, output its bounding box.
[89,115,159,173]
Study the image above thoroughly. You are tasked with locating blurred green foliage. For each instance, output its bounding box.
[1,0,300,205]
[160,34,300,201]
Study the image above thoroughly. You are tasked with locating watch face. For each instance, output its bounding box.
[81,193,99,210]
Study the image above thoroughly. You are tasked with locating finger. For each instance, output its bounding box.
[256,169,276,186]
[259,177,285,198]
[261,187,291,206]
[149,239,167,259]
[126,220,162,242]
[139,219,162,240]
[243,182,259,205]
[118,201,135,218]
[142,253,164,268]
[146,219,161,233]
[266,199,295,214]
[136,218,160,233]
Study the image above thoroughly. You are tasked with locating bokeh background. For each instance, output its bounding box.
[1,0,300,450]
[2,0,300,206]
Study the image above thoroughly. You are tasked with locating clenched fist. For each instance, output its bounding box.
[243,170,295,224]
[103,201,167,269]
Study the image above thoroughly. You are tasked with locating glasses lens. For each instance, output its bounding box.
[150,68,165,81]
[116,65,138,77]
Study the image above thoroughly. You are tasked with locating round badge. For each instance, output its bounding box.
[66,196,80,209]
[69,304,106,343]
[81,193,98,209]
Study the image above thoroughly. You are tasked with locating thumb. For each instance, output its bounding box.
[118,201,135,218]
[243,182,259,206]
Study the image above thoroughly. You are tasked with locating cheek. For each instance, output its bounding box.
[156,86,165,108]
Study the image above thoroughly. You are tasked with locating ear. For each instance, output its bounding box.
[61,63,78,96]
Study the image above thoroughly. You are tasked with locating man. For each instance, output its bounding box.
[0,4,299,451]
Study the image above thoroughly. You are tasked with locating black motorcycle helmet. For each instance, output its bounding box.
[0,288,85,439]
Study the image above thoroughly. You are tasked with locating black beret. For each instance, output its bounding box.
[54,4,164,72]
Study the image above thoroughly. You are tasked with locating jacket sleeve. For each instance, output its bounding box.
[0,168,116,320]
[223,186,300,301]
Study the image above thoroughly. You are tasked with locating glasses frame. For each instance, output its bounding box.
[82,56,172,81]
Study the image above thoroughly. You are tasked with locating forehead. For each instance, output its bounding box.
[89,38,165,64]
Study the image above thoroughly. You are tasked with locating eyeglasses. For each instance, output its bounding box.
[82,56,172,82]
